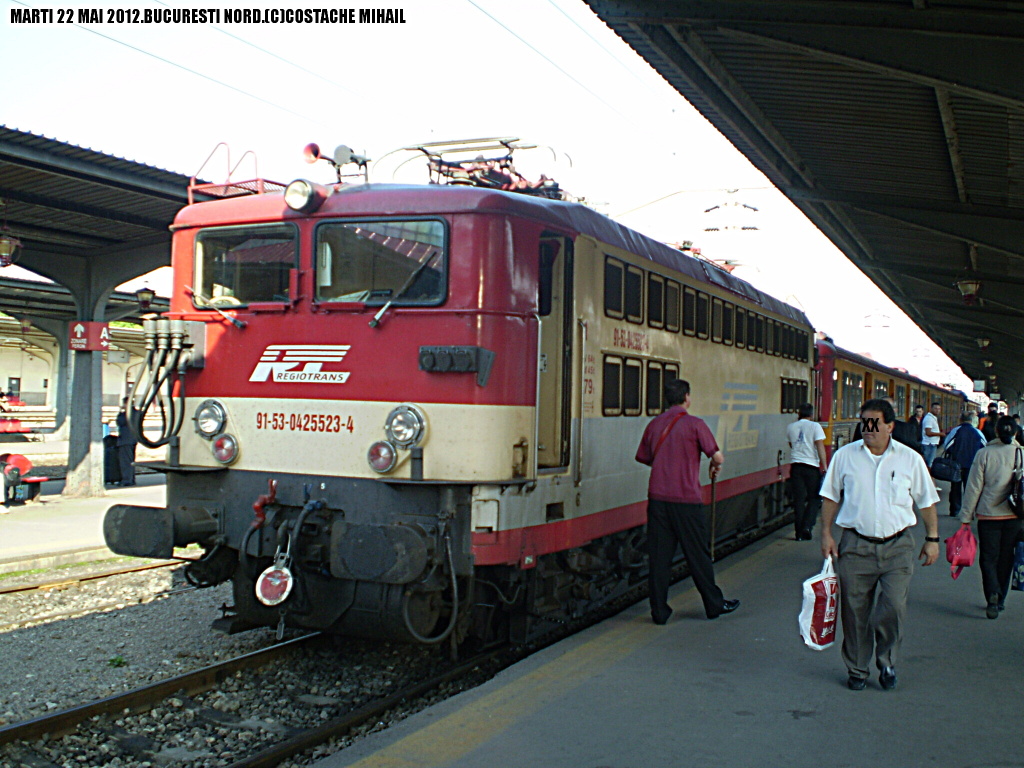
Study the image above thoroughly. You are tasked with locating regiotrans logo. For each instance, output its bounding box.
[249,345,352,383]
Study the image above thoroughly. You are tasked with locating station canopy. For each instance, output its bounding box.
[585,0,1024,399]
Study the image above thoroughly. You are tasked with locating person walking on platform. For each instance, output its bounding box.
[635,378,739,624]
[921,401,943,468]
[852,396,922,455]
[942,413,985,516]
[787,403,827,541]
[820,398,940,691]
[115,398,138,487]
[957,416,1024,619]
[978,402,999,442]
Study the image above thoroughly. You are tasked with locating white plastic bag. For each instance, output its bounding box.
[798,556,838,650]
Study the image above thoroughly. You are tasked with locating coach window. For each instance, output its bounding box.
[665,362,680,382]
[647,361,663,414]
[314,220,446,306]
[756,315,766,353]
[602,355,622,416]
[665,280,681,332]
[895,384,907,416]
[722,302,734,345]
[696,291,710,339]
[765,318,775,355]
[683,287,697,336]
[747,312,757,352]
[773,321,782,357]
[195,223,298,307]
[648,273,665,329]
[624,358,643,416]
[625,265,644,324]
[875,380,889,399]
[711,297,723,343]
[604,257,624,319]
[734,307,746,348]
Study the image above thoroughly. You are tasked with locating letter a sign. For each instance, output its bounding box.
[68,321,111,351]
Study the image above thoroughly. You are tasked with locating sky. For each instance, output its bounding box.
[1,0,974,392]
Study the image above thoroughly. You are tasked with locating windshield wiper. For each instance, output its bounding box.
[369,250,440,328]
[185,286,247,329]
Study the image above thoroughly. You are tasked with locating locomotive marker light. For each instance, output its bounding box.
[194,399,227,438]
[368,440,398,473]
[284,179,330,213]
[385,404,427,448]
[212,433,239,464]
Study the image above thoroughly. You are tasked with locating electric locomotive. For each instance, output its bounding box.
[104,142,815,645]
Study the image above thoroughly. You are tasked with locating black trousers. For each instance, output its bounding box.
[977,518,1023,604]
[789,463,822,536]
[948,475,967,515]
[646,499,724,620]
[117,443,136,486]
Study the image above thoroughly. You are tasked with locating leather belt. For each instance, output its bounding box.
[850,528,907,544]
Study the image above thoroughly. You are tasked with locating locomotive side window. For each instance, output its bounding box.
[773,320,782,356]
[747,312,757,352]
[735,307,746,349]
[625,265,644,324]
[647,274,664,328]
[603,356,622,416]
[194,224,297,307]
[756,315,765,353]
[665,280,680,332]
[624,359,642,415]
[315,220,446,304]
[647,361,663,414]
[722,302,734,345]
[711,297,723,343]
[765,318,775,355]
[604,257,624,318]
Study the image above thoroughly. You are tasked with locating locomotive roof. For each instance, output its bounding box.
[817,339,965,398]
[174,182,810,326]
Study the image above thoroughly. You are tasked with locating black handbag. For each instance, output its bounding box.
[1008,448,1024,519]
[930,455,960,483]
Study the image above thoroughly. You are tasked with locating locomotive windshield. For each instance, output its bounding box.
[194,224,297,307]
[315,220,446,304]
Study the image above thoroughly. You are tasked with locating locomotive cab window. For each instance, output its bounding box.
[194,223,298,307]
[315,219,446,305]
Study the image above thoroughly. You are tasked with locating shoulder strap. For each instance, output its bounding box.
[652,412,687,459]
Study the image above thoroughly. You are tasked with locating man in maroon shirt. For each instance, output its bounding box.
[636,379,740,623]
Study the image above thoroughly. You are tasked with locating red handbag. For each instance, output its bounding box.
[945,525,977,580]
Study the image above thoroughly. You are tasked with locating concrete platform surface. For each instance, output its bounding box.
[0,474,166,574]
[313,513,1021,768]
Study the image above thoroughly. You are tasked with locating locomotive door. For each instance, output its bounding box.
[537,234,574,469]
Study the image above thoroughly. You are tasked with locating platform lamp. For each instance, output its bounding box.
[955,276,982,305]
[976,337,991,349]
[983,360,994,368]
[0,200,21,267]
[135,286,156,311]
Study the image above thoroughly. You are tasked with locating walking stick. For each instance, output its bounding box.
[710,474,717,561]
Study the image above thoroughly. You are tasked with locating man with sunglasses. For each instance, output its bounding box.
[820,398,940,692]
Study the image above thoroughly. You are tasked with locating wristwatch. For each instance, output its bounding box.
[925,536,940,542]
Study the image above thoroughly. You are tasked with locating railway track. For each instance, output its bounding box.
[0,560,180,596]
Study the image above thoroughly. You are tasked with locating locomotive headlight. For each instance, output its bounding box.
[368,440,398,473]
[195,399,227,439]
[384,404,426,448]
[212,433,239,464]
[284,179,329,213]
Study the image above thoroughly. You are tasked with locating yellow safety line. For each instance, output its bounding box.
[341,533,793,768]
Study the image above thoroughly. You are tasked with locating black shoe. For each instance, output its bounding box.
[879,666,897,690]
[986,597,999,620]
[802,531,814,541]
[708,599,740,619]
[847,675,867,691]
[652,609,672,626]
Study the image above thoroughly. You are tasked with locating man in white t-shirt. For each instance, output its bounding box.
[921,401,943,467]
[787,403,828,541]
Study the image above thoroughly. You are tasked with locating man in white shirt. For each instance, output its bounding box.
[921,401,943,467]
[786,403,827,541]
[820,398,940,692]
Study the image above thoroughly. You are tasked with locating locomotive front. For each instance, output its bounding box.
[103,179,538,644]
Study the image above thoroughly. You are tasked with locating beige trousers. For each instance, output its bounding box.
[836,528,916,679]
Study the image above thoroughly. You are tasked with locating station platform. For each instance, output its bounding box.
[0,474,165,574]
[313,507,1021,768]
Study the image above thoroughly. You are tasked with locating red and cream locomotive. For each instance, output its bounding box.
[104,140,815,645]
